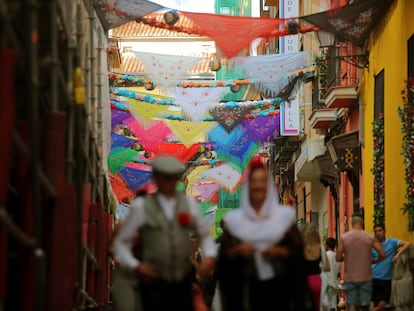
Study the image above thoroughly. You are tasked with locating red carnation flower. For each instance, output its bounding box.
[177,212,191,226]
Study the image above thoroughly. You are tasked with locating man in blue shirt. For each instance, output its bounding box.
[371,224,411,311]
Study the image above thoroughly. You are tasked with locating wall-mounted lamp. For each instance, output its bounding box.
[315,31,369,69]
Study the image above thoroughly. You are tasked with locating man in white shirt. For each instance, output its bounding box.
[111,155,217,311]
[322,237,341,311]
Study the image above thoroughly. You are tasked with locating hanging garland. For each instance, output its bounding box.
[397,78,414,229]
[111,88,283,109]
[371,113,384,225]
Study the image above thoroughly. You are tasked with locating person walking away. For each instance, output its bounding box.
[110,190,147,311]
[301,223,330,311]
[321,237,341,311]
[110,221,143,311]
[111,155,217,311]
[371,223,411,311]
[336,214,386,311]
[216,156,311,311]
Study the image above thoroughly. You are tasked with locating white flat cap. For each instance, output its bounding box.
[152,155,185,175]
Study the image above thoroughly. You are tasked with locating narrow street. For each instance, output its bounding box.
[0,0,413,310]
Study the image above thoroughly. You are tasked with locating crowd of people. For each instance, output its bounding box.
[109,154,411,311]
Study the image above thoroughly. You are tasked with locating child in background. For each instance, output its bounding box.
[321,237,341,311]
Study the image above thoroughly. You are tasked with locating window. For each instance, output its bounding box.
[374,70,384,118]
[408,34,414,79]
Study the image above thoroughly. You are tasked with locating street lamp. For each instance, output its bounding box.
[315,30,369,69]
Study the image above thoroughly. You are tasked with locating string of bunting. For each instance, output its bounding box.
[109,73,151,85]
[108,73,257,88]
[111,88,175,105]
[177,79,255,88]
[111,88,283,110]
[108,66,316,88]
[132,157,223,166]
[111,99,129,111]
[110,97,280,121]
[158,108,280,121]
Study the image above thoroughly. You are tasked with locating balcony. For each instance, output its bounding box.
[316,42,361,109]
[324,78,358,109]
[309,108,337,129]
[295,137,326,182]
[270,136,301,175]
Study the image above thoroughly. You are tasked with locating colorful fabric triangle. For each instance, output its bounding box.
[208,125,252,156]
[111,108,131,128]
[300,0,395,46]
[119,167,153,192]
[133,51,205,91]
[126,98,168,120]
[125,162,151,171]
[232,51,311,97]
[165,120,216,147]
[94,0,164,31]
[110,173,135,201]
[172,87,230,121]
[186,165,210,186]
[153,143,202,162]
[203,164,242,193]
[194,182,220,201]
[241,112,281,142]
[181,12,282,59]
[210,105,251,132]
[208,125,258,172]
[215,141,259,172]
[111,133,138,149]
[108,147,139,174]
[123,116,172,153]
[126,98,168,129]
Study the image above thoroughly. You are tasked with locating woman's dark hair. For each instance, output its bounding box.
[325,237,337,249]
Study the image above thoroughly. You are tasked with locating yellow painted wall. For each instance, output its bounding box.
[362,0,414,242]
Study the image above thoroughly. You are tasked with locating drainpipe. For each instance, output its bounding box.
[50,0,58,112]
[303,187,307,222]
[359,91,364,147]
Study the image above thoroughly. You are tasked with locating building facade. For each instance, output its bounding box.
[361,0,414,240]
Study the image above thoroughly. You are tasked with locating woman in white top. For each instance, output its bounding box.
[216,156,312,311]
